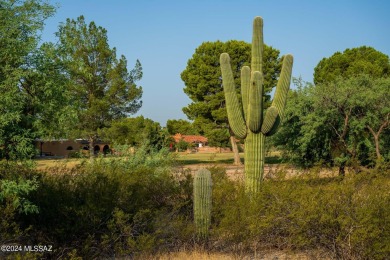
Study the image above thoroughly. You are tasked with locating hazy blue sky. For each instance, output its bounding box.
[42,0,390,126]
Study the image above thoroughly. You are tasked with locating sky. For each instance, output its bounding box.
[41,0,390,126]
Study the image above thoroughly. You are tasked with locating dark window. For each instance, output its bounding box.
[94,145,100,154]
[103,145,110,154]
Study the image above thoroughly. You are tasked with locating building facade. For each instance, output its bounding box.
[35,139,110,158]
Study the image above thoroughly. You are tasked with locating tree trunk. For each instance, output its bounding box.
[89,136,95,160]
[367,124,386,161]
[338,161,346,177]
[230,135,242,165]
[373,134,381,160]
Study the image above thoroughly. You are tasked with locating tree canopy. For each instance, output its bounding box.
[0,0,66,159]
[55,16,143,156]
[275,46,390,172]
[166,119,198,135]
[100,116,169,149]
[275,75,389,171]
[314,46,390,85]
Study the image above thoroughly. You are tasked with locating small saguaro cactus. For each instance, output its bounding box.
[193,168,212,239]
[220,16,293,193]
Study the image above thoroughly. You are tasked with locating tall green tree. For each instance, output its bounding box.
[28,43,77,137]
[181,40,281,164]
[0,0,67,159]
[312,75,390,172]
[313,46,390,171]
[55,16,143,158]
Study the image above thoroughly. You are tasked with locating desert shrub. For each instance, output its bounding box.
[67,151,86,158]
[20,148,192,258]
[1,154,388,259]
[210,170,390,259]
[209,167,246,246]
[0,161,41,259]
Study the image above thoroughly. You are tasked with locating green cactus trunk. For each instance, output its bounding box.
[193,168,212,239]
[220,16,293,193]
[245,131,265,193]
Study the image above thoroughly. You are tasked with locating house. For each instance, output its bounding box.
[173,133,208,148]
[35,139,110,158]
[172,133,231,153]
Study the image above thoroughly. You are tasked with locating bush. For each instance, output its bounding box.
[210,171,390,259]
[176,140,190,152]
[22,148,192,258]
[0,155,389,259]
[67,151,86,158]
[0,161,41,259]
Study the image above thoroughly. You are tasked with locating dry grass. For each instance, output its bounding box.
[35,152,340,180]
[36,158,84,171]
[175,152,244,164]
[176,151,282,165]
[147,251,237,260]
[34,152,246,171]
[135,250,331,260]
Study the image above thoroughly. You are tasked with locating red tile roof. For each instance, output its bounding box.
[173,133,208,143]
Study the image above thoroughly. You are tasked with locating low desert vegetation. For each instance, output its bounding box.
[1,1,389,259]
[0,149,389,259]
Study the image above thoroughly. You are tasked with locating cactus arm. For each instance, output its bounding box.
[262,54,293,134]
[264,117,280,136]
[251,17,263,73]
[271,54,293,121]
[220,53,247,139]
[241,66,250,120]
[261,106,278,134]
[248,71,264,132]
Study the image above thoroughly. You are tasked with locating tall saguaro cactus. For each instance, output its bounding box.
[193,168,212,239]
[220,17,293,193]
